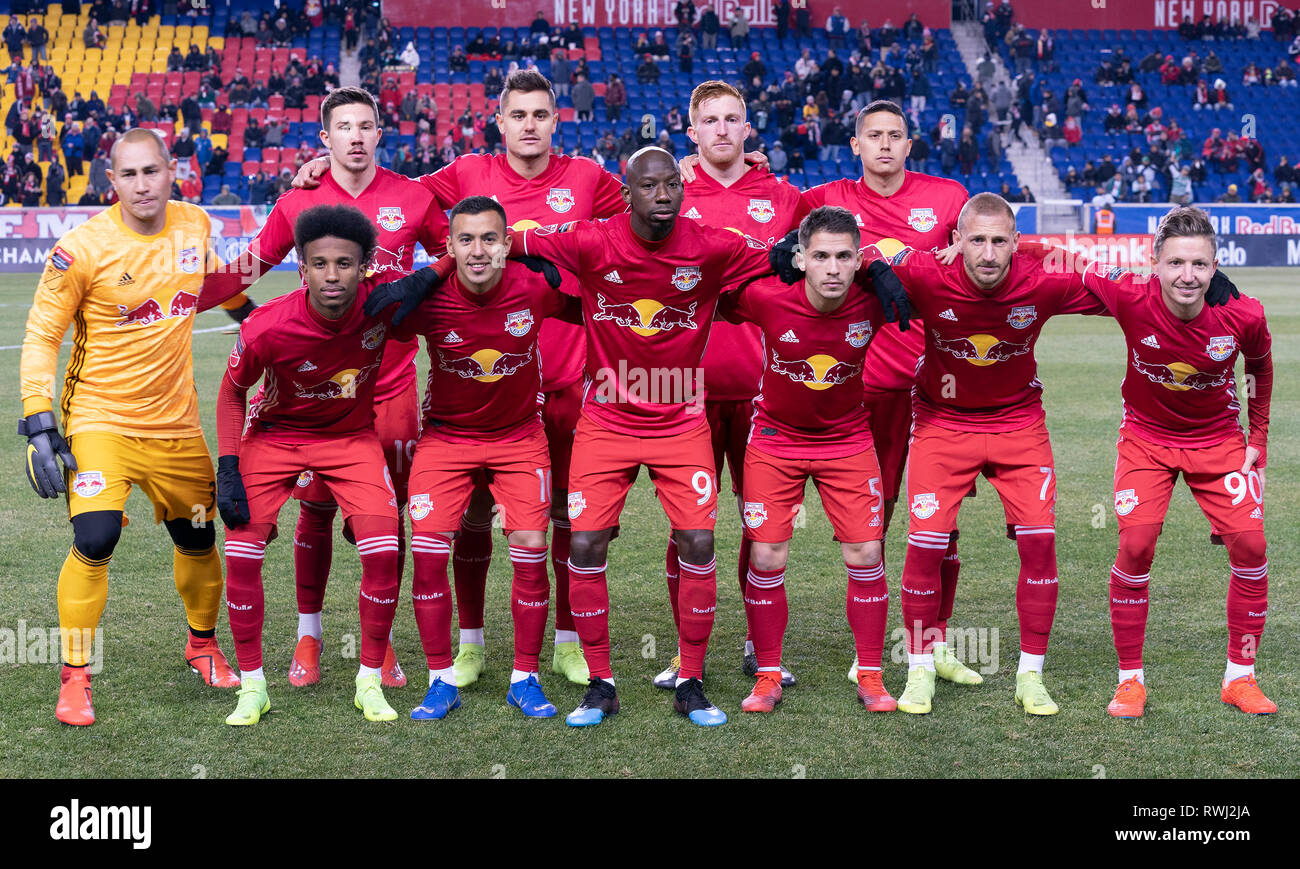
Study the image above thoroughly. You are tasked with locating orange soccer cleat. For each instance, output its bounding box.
[740,672,783,713]
[1221,674,1277,715]
[288,635,322,687]
[1107,677,1147,718]
[56,665,95,726]
[856,670,898,712]
[381,642,406,688]
[185,635,242,688]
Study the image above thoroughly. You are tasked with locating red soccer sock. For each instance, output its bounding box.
[509,545,550,673]
[744,565,787,669]
[846,560,889,670]
[293,502,336,615]
[551,520,575,633]
[1223,531,1268,666]
[737,533,752,643]
[676,557,717,680]
[901,532,948,654]
[410,534,453,670]
[1111,524,1158,670]
[665,535,681,630]
[1014,525,1058,656]
[567,561,612,679]
[936,533,960,634]
[452,516,493,631]
[222,533,268,672]
[355,521,400,669]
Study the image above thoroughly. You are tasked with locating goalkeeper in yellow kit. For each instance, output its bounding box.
[19,129,250,726]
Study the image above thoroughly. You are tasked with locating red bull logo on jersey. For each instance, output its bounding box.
[592,294,698,336]
[911,492,939,519]
[504,308,535,337]
[408,493,432,521]
[366,244,407,276]
[115,298,166,327]
[671,266,702,291]
[747,198,775,223]
[72,471,104,498]
[932,331,1032,367]
[770,352,862,390]
[845,320,873,348]
[377,207,405,231]
[1007,305,1037,329]
[567,491,586,520]
[178,246,201,274]
[546,188,575,213]
[362,324,386,350]
[908,208,938,232]
[296,471,314,488]
[742,501,768,529]
[295,362,379,399]
[1130,350,1229,392]
[1205,335,1237,362]
[436,347,533,383]
[1114,488,1139,516]
[169,291,198,318]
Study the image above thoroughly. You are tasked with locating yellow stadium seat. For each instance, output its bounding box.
[211,133,227,149]
[209,37,223,50]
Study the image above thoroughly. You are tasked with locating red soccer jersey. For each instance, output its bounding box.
[420,152,627,392]
[228,280,393,442]
[889,248,1106,432]
[803,172,968,392]
[393,263,576,443]
[720,276,885,459]
[683,164,810,402]
[518,213,772,437]
[246,166,448,402]
[1082,268,1272,451]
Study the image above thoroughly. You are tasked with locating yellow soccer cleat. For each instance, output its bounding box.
[897,667,936,714]
[551,641,591,685]
[354,673,398,722]
[226,678,270,726]
[933,643,984,685]
[452,643,485,687]
[1015,671,1060,716]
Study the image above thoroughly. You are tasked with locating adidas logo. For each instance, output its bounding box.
[779,329,798,343]
[1141,334,1160,348]
[684,207,702,219]
[116,272,134,286]
[1250,506,1262,519]
[443,330,462,343]
[603,270,624,283]
[939,308,957,321]
[297,360,317,372]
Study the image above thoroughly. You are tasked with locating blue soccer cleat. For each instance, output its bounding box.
[506,674,558,718]
[673,677,727,727]
[565,678,619,727]
[410,678,461,720]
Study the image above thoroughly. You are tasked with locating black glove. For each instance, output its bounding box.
[769,228,802,284]
[216,454,250,529]
[225,297,258,323]
[363,266,445,326]
[1205,270,1240,307]
[19,411,77,498]
[865,260,911,331]
[514,255,563,289]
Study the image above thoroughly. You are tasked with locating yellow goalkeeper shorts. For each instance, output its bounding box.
[63,432,216,524]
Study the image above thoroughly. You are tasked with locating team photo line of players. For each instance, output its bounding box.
[18,70,1273,730]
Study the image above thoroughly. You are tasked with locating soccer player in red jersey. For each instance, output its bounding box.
[298,71,628,687]
[387,196,581,720]
[201,87,448,690]
[650,80,810,689]
[516,147,773,727]
[215,204,404,726]
[1036,208,1274,717]
[798,101,982,687]
[717,206,897,714]
[879,193,1109,715]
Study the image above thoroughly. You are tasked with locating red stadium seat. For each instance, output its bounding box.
[249,108,267,124]
[232,108,248,126]
[241,160,260,175]
[399,121,415,135]
[226,145,243,163]
[268,95,284,113]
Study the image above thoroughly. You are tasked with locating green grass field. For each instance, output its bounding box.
[1,269,1296,779]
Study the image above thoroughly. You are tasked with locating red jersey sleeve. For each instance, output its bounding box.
[419,159,462,210]
[245,201,297,265]
[1242,304,1273,462]
[591,168,628,218]
[516,222,586,274]
[417,196,450,253]
[719,232,772,287]
[225,324,264,391]
[716,286,753,324]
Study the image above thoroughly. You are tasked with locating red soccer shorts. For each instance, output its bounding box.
[905,419,1057,534]
[240,432,398,531]
[543,380,583,495]
[294,381,420,506]
[567,415,717,532]
[406,427,551,535]
[865,388,911,502]
[742,445,885,544]
[707,398,753,495]
[1113,429,1264,535]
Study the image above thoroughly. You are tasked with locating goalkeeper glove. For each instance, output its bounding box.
[19,411,77,498]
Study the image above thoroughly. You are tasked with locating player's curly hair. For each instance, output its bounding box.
[1154,205,1216,256]
[449,195,508,232]
[799,206,861,249]
[293,204,378,264]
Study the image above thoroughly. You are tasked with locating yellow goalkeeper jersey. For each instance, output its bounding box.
[20,201,218,438]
